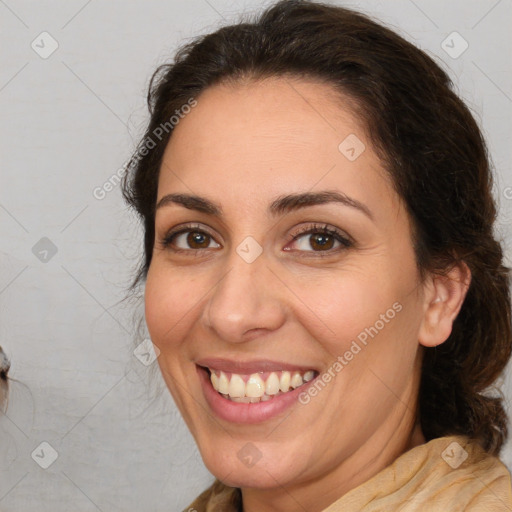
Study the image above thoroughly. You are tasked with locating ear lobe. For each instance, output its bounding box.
[418,261,471,348]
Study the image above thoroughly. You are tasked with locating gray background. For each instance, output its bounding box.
[1,0,511,510]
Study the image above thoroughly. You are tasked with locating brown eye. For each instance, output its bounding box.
[161,226,220,252]
[288,224,352,254]
[309,233,335,251]
[292,232,339,252]
[185,231,211,249]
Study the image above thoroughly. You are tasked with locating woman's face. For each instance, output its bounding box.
[145,77,428,496]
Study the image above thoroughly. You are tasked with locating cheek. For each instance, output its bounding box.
[295,272,394,345]
[297,264,421,373]
[144,263,194,345]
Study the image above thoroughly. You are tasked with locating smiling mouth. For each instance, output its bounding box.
[203,367,319,403]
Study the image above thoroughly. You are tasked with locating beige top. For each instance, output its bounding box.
[185,435,512,511]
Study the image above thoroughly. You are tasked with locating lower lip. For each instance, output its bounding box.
[197,366,313,424]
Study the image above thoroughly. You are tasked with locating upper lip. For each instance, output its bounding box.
[195,357,318,374]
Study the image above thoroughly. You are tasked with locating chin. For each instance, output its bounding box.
[197,436,306,490]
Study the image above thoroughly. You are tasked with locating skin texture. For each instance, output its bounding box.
[144,76,470,512]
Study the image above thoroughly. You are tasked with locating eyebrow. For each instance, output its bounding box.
[155,190,374,220]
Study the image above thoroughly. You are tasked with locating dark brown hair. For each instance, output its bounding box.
[0,346,10,412]
[122,0,512,455]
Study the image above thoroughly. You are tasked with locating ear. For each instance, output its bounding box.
[418,261,471,348]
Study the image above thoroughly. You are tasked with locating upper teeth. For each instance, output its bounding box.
[209,369,316,399]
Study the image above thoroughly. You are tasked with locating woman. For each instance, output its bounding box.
[122,1,512,510]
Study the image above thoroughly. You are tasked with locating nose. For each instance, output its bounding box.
[202,249,286,343]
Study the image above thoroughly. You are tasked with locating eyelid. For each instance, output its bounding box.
[287,223,353,245]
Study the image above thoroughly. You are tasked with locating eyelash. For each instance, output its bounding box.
[159,223,353,257]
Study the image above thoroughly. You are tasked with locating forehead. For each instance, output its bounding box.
[158,76,399,219]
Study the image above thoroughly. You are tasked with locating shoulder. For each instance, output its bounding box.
[382,435,512,511]
[323,435,512,512]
